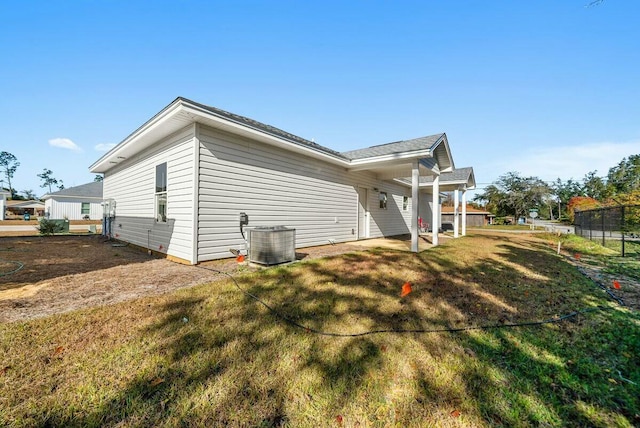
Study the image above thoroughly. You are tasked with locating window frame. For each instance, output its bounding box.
[403,196,409,211]
[81,202,90,215]
[155,163,168,223]
[379,191,388,210]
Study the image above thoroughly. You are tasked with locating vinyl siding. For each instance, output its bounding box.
[44,198,102,220]
[196,125,414,261]
[102,125,196,263]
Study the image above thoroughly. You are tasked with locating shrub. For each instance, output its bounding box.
[37,218,65,236]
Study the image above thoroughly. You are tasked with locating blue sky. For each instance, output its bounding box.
[1,0,638,197]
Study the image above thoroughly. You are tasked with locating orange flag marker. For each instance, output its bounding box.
[237,254,245,263]
[613,280,621,290]
[401,282,412,297]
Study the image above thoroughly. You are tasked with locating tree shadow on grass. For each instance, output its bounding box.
[21,236,640,427]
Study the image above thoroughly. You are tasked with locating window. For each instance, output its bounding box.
[379,191,387,209]
[81,202,90,215]
[155,163,167,222]
[403,196,409,211]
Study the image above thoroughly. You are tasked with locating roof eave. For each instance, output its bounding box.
[90,98,352,174]
[430,134,455,173]
[347,149,433,171]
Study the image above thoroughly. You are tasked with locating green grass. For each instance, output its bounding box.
[0,233,638,427]
[539,233,640,281]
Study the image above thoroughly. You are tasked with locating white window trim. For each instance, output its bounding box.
[155,163,167,223]
[379,191,387,210]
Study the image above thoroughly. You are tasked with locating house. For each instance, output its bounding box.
[43,182,103,220]
[4,200,46,218]
[0,189,10,220]
[442,205,492,228]
[90,97,476,264]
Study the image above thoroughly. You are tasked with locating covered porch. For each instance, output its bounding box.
[344,134,474,253]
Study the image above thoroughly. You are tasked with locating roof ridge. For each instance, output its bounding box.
[178,97,348,160]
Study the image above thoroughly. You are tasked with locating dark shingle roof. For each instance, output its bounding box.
[44,181,103,199]
[340,134,444,160]
[394,167,474,186]
[181,97,347,160]
[420,167,473,184]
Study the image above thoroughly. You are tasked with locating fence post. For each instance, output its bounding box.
[601,208,605,247]
[621,205,625,257]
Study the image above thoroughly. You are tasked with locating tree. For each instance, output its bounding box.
[607,154,640,195]
[567,196,600,223]
[94,174,103,182]
[0,151,19,199]
[552,178,584,219]
[37,168,63,194]
[21,189,37,200]
[582,171,609,200]
[474,171,551,219]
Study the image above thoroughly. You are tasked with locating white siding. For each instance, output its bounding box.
[196,125,413,261]
[418,193,436,230]
[44,198,102,220]
[103,125,197,263]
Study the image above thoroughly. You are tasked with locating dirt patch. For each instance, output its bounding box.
[0,236,229,323]
[0,236,368,323]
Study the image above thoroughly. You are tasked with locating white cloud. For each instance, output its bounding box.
[487,140,640,183]
[49,137,82,152]
[94,143,116,152]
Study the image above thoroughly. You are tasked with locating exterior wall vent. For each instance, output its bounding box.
[248,226,296,265]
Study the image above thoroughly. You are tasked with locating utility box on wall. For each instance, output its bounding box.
[248,226,296,265]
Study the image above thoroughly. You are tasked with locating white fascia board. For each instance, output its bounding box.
[45,195,103,200]
[181,104,351,167]
[90,100,184,173]
[430,134,455,172]
[347,150,433,171]
[91,100,351,173]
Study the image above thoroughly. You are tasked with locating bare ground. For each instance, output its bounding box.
[1,234,635,324]
[0,236,364,323]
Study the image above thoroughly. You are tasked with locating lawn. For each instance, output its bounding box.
[0,233,638,427]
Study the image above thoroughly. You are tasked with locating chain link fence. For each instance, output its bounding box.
[574,205,640,257]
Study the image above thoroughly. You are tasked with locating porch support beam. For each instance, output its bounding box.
[411,160,420,253]
[432,174,439,246]
[461,188,468,236]
[453,188,460,238]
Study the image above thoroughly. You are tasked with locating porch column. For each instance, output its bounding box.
[432,174,439,246]
[461,188,467,236]
[453,188,460,238]
[411,160,419,253]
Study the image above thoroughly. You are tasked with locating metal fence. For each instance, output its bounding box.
[574,205,640,257]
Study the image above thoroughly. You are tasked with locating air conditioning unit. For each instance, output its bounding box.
[248,226,296,265]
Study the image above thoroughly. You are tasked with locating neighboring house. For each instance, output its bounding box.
[442,205,492,227]
[5,200,45,218]
[43,182,103,220]
[0,189,10,220]
[90,97,476,264]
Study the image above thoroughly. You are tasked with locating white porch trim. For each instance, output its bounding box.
[453,189,460,238]
[411,160,419,252]
[462,189,468,236]
[432,175,439,246]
